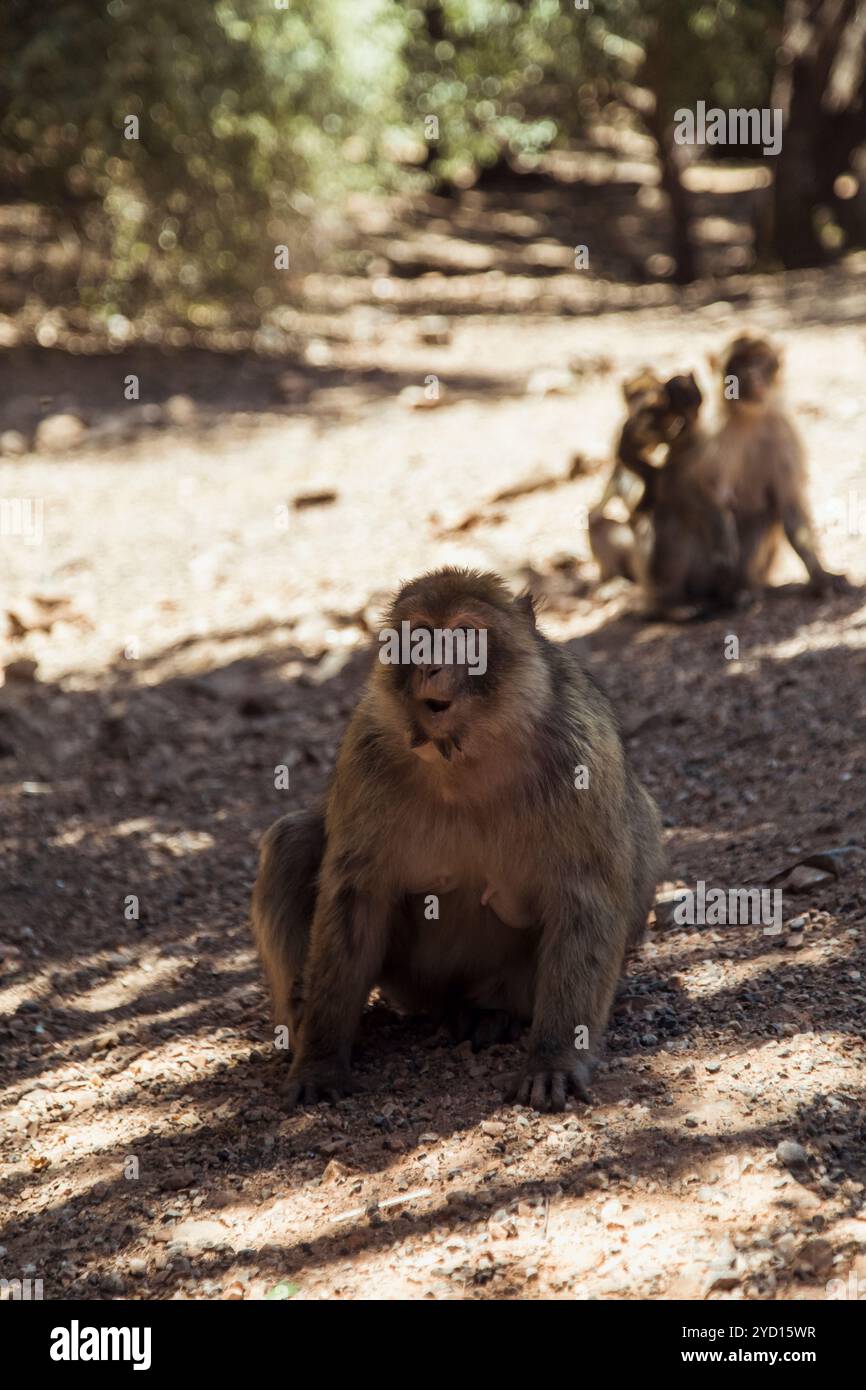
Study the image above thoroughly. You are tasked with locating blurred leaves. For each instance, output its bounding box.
[0,0,790,316]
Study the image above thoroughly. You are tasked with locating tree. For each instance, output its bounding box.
[771,0,866,266]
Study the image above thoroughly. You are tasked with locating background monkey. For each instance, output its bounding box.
[593,372,738,616]
[588,369,667,583]
[624,374,740,616]
[698,334,848,597]
[252,568,664,1112]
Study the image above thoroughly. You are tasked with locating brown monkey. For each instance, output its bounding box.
[698,334,848,596]
[251,568,664,1112]
[625,374,740,615]
[588,369,667,583]
[593,372,737,615]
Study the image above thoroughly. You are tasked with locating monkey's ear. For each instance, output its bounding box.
[514,591,537,627]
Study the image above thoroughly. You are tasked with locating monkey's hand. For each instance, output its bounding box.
[502,1056,592,1112]
[283,1057,357,1108]
[809,569,851,597]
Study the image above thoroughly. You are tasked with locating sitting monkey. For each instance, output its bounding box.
[252,567,664,1112]
[695,334,849,597]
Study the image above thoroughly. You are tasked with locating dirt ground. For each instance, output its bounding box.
[2,207,866,1300]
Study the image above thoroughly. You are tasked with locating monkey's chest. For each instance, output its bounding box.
[398,823,537,929]
[403,867,536,930]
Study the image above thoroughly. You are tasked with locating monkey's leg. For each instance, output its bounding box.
[506,881,628,1112]
[444,1002,524,1050]
[250,810,325,1040]
[588,512,638,583]
[285,880,391,1107]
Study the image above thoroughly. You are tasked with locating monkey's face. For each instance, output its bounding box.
[376,569,541,764]
[723,337,780,408]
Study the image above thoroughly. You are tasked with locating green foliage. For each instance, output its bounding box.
[396,0,783,179]
[0,0,406,317]
[0,0,787,316]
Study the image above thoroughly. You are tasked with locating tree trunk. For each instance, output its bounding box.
[770,0,861,266]
[641,35,698,284]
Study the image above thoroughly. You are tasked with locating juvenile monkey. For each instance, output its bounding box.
[594,373,738,615]
[588,369,667,583]
[624,374,740,615]
[698,334,848,596]
[252,568,664,1112]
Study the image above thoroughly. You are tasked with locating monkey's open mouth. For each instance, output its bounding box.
[424,698,451,714]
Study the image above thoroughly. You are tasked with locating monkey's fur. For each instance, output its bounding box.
[591,371,739,615]
[623,374,740,615]
[252,568,664,1112]
[588,369,665,583]
[696,334,848,597]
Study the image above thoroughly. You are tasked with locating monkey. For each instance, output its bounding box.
[251,568,664,1113]
[696,334,848,597]
[591,371,739,616]
[588,369,668,583]
[622,373,741,616]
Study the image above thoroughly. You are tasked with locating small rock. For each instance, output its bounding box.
[164,395,197,426]
[480,1121,506,1137]
[0,430,27,456]
[34,413,86,453]
[293,489,338,510]
[416,315,451,346]
[797,1237,834,1275]
[170,1219,227,1251]
[399,384,444,410]
[160,1167,196,1192]
[3,658,38,682]
[776,1140,809,1169]
[526,368,573,397]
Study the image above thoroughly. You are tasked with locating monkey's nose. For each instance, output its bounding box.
[424,698,451,714]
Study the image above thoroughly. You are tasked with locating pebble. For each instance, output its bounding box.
[776,1140,809,1168]
[164,395,197,426]
[480,1121,506,1137]
[34,413,87,453]
[0,429,27,456]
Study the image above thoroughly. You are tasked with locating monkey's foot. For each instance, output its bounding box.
[502,1058,592,1112]
[809,570,851,597]
[445,1005,523,1051]
[283,1059,356,1109]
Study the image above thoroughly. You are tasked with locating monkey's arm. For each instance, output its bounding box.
[506,877,627,1111]
[285,859,391,1106]
[779,495,849,594]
